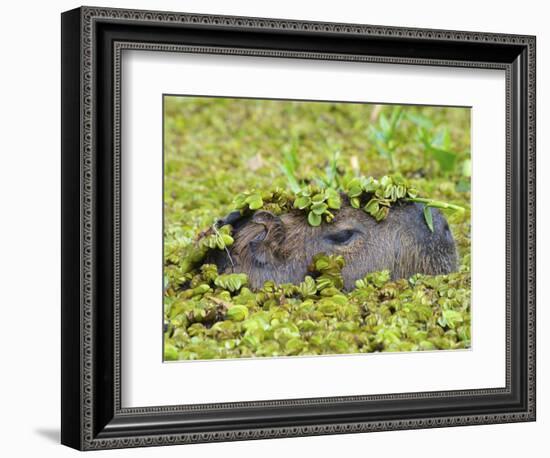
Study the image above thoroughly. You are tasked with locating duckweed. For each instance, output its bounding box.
[163,97,471,360]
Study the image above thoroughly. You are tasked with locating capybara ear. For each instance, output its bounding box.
[251,211,286,242]
[249,211,287,266]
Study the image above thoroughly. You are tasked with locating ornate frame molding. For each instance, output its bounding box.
[61,6,536,450]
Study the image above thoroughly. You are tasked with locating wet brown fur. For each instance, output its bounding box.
[207,201,457,291]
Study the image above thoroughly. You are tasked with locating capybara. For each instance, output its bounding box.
[206,199,457,291]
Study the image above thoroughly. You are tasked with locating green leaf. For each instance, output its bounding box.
[396,185,406,198]
[227,305,249,321]
[311,193,326,203]
[233,194,247,209]
[364,198,379,215]
[294,195,311,209]
[423,205,434,232]
[245,194,264,210]
[312,256,329,272]
[379,113,390,133]
[407,188,418,198]
[164,344,179,361]
[407,113,434,129]
[324,150,341,189]
[214,273,248,292]
[324,187,339,199]
[280,165,302,194]
[285,338,305,354]
[384,185,397,200]
[300,186,312,197]
[375,207,389,221]
[363,177,378,192]
[298,276,317,297]
[380,175,391,187]
[311,202,328,215]
[280,140,302,193]
[308,211,322,226]
[441,309,464,329]
[390,107,403,129]
[428,146,457,173]
[433,127,452,150]
[215,235,228,250]
[347,185,363,198]
[326,196,341,209]
[221,234,234,246]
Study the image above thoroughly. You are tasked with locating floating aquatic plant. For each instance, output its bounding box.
[232,174,464,230]
[163,97,471,361]
[164,253,470,361]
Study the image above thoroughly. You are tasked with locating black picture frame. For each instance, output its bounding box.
[61,6,536,450]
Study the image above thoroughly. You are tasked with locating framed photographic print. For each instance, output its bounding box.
[61,6,536,450]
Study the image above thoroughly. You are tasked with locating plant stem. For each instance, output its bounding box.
[388,150,397,172]
[405,197,465,213]
[211,224,235,267]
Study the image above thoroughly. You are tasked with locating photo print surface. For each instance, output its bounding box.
[163,95,471,361]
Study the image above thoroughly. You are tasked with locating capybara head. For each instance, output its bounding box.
[207,199,457,291]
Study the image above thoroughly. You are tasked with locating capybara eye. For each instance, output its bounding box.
[325,229,356,245]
